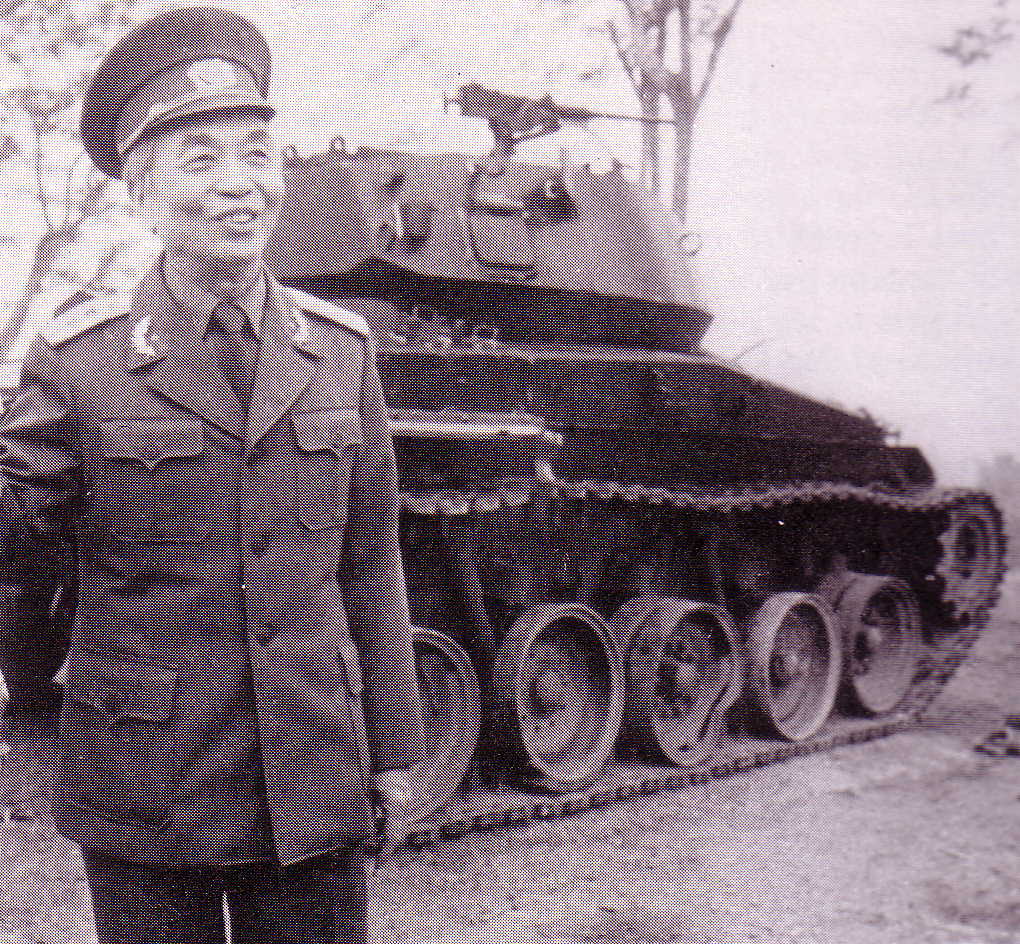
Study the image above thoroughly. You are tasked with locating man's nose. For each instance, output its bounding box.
[211,155,255,196]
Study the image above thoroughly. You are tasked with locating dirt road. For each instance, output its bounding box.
[2,579,1019,944]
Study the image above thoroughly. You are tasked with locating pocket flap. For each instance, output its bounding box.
[66,650,177,721]
[292,409,363,454]
[100,418,205,469]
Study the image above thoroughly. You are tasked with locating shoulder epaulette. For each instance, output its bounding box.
[286,287,372,339]
[37,290,133,346]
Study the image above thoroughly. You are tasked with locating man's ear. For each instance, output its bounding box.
[123,177,157,234]
[120,141,154,215]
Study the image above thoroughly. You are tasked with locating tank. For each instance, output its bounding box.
[265,105,1006,805]
[0,93,1007,830]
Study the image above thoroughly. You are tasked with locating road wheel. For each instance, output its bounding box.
[613,596,742,768]
[409,628,481,816]
[746,592,841,741]
[492,603,625,788]
[828,574,923,717]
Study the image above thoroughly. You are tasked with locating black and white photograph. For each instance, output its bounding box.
[0,1,1016,942]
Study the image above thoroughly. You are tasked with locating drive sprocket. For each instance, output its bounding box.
[935,496,1006,627]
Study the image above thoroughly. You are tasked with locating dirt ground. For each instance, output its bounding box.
[2,576,1019,944]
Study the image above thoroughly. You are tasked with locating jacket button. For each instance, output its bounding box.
[254,629,272,647]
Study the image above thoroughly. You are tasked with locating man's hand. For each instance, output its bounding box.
[369,769,418,871]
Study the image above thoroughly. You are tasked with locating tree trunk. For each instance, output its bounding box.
[638,80,662,195]
[666,86,696,223]
[0,226,78,356]
[671,121,692,222]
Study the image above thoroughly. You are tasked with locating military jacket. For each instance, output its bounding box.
[0,260,425,866]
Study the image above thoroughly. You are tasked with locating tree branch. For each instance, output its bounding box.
[59,148,84,228]
[619,0,640,21]
[656,3,668,64]
[32,120,55,233]
[73,175,109,224]
[696,0,745,106]
[606,20,640,93]
[678,0,692,95]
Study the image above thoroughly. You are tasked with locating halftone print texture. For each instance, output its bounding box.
[1,1,1019,943]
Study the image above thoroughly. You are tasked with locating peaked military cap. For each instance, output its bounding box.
[81,7,274,179]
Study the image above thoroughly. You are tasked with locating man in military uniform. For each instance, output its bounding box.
[0,7,425,942]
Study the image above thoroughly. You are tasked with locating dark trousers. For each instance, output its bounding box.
[83,849,368,944]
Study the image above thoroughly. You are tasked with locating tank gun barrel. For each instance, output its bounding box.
[449,83,678,154]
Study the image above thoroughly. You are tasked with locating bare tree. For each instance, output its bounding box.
[0,0,146,355]
[606,0,744,219]
[935,0,1017,102]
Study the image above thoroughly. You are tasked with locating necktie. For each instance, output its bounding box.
[213,303,259,410]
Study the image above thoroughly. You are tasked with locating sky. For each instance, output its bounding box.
[5,0,1017,485]
[236,0,1020,485]
[690,0,1020,485]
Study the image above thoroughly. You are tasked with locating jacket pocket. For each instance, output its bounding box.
[65,649,177,721]
[99,418,205,470]
[292,409,363,531]
[95,417,212,541]
[60,651,181,821]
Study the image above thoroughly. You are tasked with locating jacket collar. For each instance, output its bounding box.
[161,253,269,337]
[123,256,318,445]
[246,279,319,448]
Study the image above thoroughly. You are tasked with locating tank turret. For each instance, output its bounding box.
[269,143,708,350]
[267,140,932,494]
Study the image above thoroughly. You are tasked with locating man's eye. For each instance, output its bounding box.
[182,153,215,170]
[245,149,271,166]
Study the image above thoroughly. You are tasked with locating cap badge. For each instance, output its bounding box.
[186,58,242,93]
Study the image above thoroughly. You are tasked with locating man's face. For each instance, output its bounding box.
[129,114,285,263]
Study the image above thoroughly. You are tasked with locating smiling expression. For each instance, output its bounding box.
[128,114,286,264]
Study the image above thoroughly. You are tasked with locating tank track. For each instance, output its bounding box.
[384,479,1006,852]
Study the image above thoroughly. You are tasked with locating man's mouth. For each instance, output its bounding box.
[212,209,260,226]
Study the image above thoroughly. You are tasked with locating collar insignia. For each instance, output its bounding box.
[288,310,310,346]
[132,313,161,359]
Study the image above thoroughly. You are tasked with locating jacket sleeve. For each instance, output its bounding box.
[0,336,82,578]
[341,334,425,771]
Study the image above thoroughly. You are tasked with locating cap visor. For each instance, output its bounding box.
[120,92,275,155]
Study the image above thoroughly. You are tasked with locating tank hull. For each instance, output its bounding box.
[369,339,1004,803]
[374,345,933,491]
